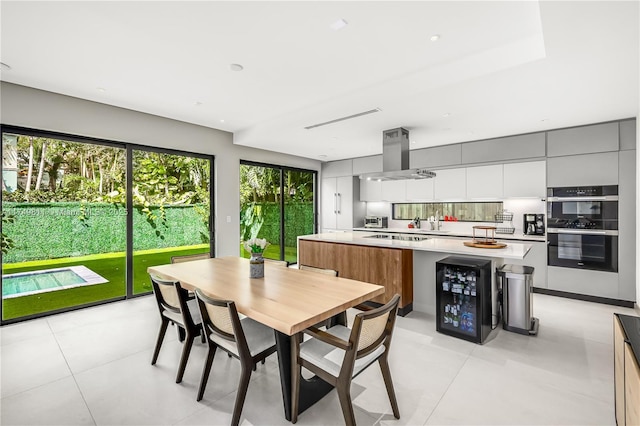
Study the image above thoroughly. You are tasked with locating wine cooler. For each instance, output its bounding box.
[436,256,493,344]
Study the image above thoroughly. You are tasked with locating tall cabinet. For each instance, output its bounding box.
[321,160,365,232]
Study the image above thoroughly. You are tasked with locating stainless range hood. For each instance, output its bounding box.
[359,127,436,181]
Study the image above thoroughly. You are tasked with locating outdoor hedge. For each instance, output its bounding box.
[2,202,209,263]
[251,202,314,247]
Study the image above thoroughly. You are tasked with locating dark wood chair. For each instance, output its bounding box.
[291,294,401,426]
[149,275,203,383]
[195,289,277,426]
[299,264,338,275]
[264,258,290,267]
[299,264,345,328]
[171,252,211,264]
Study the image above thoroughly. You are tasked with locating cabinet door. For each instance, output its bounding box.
[547,122,619,157]
[336,176,353,230]
[625,343,640,426]
[466,164,503,199]
[547,152,619,187]
[434,168,466,200]
[614,317,626,426]
[360,179,382,202]
[498,241,547,288]
[406,178,435,201]
[321,178,337,230]
[503,161,546,198]
[381,180,407,201]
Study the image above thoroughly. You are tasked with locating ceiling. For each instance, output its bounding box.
[1,1,638,162]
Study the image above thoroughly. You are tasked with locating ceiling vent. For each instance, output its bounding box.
[359,127,436,181]
[304,108,381,130]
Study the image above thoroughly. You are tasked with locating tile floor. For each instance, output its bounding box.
[1,293,637,425]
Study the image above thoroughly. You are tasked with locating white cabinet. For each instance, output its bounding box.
[406,178,434,201]
[359,179,382,202]
[322,176,361,231]
[434,168,466,200]
[466,164,503,199]
[503,161,546,198]
[381,180,406,201]
[547,152,618,187]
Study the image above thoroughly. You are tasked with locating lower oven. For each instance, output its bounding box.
[547,229,618,272]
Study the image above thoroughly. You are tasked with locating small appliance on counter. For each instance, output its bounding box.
[364,216,388,228]
[523,213,545,235]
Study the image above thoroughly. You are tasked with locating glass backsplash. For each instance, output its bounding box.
[392,202,504,222]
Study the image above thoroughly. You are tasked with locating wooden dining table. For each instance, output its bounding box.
[147,256,384,420]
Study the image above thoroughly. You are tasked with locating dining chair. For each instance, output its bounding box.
[171,252,211,264]
[264,258,290,267]
[150,274,203,383]
[299,264,338,275]
[299,264,345,328]
[195,289,278,426]
[291,294,401,426]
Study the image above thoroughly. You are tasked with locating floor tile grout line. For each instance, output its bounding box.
[422,350,474,426]
[46,318,98,426]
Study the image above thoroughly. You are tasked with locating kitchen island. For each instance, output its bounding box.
[298,232,533,316]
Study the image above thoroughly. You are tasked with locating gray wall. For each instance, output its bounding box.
[0,82,321,257]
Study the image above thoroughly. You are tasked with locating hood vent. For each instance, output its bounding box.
[359,127,436,181]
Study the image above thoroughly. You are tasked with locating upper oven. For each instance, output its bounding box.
[547,185,618,231]
[546,185,619,272]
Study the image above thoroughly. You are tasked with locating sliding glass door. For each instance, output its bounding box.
[131,149,212,294]
[1,132,126,321]
[240,162,316,264]
[1,127,214,323]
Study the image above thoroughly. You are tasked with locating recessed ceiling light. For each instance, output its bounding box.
[195,101,203,106]
[541,118,549,122]
[443,112,451,117]
[411,140,416,144]
[330,18,348,31]
[220,119,225,123]
[97,87,106,92]
[319,154,328,159]
[0,62,11,70]
[229,63,244,72]
[430,34,441,42]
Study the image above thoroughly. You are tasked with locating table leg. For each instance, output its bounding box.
[274,331,333,421]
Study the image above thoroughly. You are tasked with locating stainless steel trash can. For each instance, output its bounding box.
[497,264,539,335]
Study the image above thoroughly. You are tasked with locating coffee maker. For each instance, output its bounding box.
[524,213,545,235]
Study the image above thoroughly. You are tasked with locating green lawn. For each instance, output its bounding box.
[2,244,209,321]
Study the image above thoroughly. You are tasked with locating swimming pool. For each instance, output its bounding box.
[2,266,109,298]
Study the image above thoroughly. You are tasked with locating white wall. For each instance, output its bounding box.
[637,2,640,310]
[0,82,321,257]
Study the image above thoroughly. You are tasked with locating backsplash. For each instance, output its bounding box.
[365,199,545,235]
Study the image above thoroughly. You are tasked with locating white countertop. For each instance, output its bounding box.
[299,232,533,259]
[352,227,546,242]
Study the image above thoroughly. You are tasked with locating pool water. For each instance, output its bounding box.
[2,266,108,298]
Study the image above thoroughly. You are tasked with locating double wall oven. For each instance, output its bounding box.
[547,185,618,272]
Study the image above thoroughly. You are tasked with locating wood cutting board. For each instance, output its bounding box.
[463,241,508,249]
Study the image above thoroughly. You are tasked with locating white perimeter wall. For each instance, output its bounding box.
[0,82,321,257]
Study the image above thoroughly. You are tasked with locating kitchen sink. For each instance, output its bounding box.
[363,234,429,242]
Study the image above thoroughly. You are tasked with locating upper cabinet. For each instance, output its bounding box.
[405,178,435,201]
[461,132,546,164]
[503,161,546,198]
[434,168,466,200]
[353,156,383,175]
[322,159,353,178]
[381,180,406,202]
[360,179,382,202]
[547,122,619,157]
[410,144,462,169]
[466,164,503,199]
[620,119,637,151]
[547,151,619,187]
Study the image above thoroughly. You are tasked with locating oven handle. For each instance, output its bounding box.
[547,196,619,202]
[547,228,619,236]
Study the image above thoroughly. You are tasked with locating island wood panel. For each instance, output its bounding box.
[615,316,626,426]
[298,239,413,314]
[625,344,640,426]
